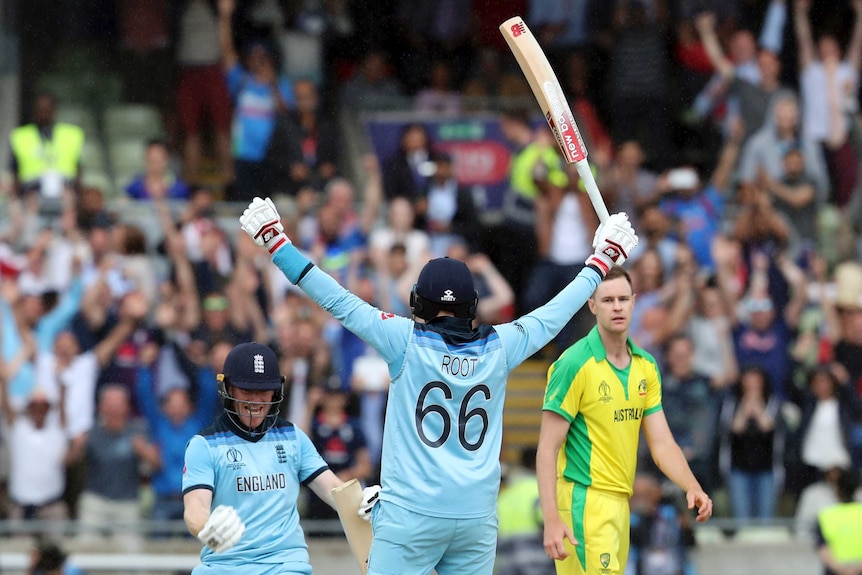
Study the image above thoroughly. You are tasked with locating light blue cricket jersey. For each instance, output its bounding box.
[183,413,328,573]
[273,246,601,519]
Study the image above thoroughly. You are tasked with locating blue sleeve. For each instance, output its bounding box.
[272,245,412,373]
[135,366,162,427]
[279,77,295,107]
[738,135,760,183]
[495,266,601,368]
[704,184,725,213]
[125,177,145,199]
[193,367,220,428]
[36,278,84,350]
[182,435,215,494]
[170,180,191,200]
[296,426,329,484]
[692,73,728,119]
[758,0,787,54]
[226,64,244,99]
[0,298,18,356]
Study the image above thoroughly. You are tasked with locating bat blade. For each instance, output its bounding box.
[499,16,610,223]
[331,478,373,575]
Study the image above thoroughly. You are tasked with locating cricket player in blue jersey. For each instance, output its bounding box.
[240,197,638,575]
[182,341,346,575]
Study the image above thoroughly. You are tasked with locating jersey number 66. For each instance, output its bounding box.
[415,381,491,452]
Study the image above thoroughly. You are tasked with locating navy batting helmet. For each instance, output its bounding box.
[217,342,284,436]
[410,258,478,321]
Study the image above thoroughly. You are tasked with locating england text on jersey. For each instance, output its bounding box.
[236,473,287,493]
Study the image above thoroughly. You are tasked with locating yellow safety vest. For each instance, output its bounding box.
[10,123,84,183]
[497,475,543,538]
[818,502,862,563]
[509,142,568,201]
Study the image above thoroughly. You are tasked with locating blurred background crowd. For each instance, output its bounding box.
[2,0,862,573]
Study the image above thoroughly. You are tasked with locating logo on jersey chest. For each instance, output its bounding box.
[598,381,613,403]
[638,379,647,396]
[225,447,245,470]
[275,443,288,464]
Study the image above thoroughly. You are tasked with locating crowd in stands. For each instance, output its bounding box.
[3,0,862,572]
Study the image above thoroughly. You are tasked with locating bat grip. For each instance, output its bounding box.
[575,159,610,223]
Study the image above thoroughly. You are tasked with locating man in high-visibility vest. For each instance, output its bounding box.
[816,468,862,575]
[496,447,555,575]
[9,92,84,199]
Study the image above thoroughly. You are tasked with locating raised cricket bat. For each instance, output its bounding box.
[332,479,373,575]
[499,16,610,223]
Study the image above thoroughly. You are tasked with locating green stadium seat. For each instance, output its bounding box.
[92,75,124,108]
[35,74,91,105]
[55,105,98,134]
[80,141,107,172]
[104,104,164,141]
[81,169,115,196]
[109,139,146,172]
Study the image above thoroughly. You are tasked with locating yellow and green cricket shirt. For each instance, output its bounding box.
[543,326,663,497]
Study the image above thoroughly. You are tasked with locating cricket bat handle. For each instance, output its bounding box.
[575,159,610,223]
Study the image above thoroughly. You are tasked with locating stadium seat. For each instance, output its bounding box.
[108,139,147,192]
[81,140,107,170]
[93,75,125,108]
[35,74,91,105]
[55,106,98,135]
[81,169,115,196]
[109,139,146,171]
[104,104,165,141]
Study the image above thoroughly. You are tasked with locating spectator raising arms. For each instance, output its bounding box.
[218,0,294,201]
[134,338,220,529]
[794,0,862,207]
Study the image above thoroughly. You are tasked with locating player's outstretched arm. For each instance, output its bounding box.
[537,411,578,560]
[240,197,412,365]
[496,213,639,367]
[642,410,713,523]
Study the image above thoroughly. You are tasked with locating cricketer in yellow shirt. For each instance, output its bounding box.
[537,267,713,575]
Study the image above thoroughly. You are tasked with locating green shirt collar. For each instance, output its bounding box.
[585,325,648,362]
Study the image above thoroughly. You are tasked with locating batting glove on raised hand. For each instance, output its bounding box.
[357,485,381,523]
[586,213,639,275]
[240,197,290,254]
[197,505,245,553]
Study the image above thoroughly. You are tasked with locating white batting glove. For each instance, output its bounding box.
[586,213,639,275]
[357,485,381,523]
[239,197,290,254]
[197,505,245,553]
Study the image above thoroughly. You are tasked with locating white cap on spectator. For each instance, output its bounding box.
[835,262,862,310]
